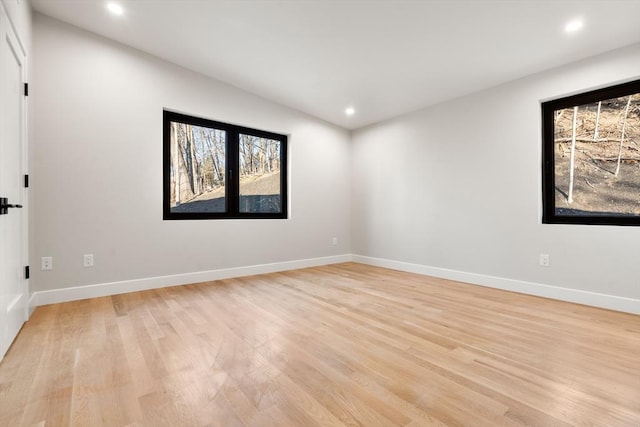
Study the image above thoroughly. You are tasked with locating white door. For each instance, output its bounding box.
[0,3,27,361]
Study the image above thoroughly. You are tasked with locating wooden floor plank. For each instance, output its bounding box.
[0,262,638,426]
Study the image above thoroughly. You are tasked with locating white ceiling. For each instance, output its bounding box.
[31,0,640,130]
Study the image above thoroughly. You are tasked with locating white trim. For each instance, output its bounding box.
[30,253,639,315]
[31,254,351,306]
[352,255,640,315]
[28,292,37,316]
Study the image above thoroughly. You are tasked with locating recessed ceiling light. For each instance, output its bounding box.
[345,107,355,116]
[107,2,124,16]
[565,19,583,33]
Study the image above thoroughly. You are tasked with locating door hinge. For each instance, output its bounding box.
[24,174,29,188]
[25,266,30,279]
[24,83,29,96]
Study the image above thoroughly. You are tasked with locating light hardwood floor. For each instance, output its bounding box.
[0,263,638,426]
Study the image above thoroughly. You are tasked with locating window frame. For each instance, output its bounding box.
[163,110,288,220]
[541,79,640,226]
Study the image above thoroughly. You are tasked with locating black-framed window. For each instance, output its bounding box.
[541,79,640,226]
[163,110,287,220]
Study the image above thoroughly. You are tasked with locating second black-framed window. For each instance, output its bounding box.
[541,79,639,226]
[163,110,287,220]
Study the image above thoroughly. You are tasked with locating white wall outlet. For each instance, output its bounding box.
[83,254,94,268]
[41,256,53,271]
[332,237,338,246]
[539,254,550,267]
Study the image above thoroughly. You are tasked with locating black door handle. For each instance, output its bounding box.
[0,197,23,215]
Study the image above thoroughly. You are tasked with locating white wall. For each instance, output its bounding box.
[30,14,351,295]
[351,43,640,307]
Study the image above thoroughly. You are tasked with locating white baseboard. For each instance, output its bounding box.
[28,292,37,316]
[352,255,640,315]
[31,254,352,307]
[29,253,639,315]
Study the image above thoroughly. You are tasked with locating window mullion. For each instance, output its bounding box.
[227,129,239,216]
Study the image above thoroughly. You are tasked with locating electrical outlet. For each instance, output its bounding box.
[41,256,53,271]
[539,254,550,267]
[332,237,338,246]
[83,254,94,268]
